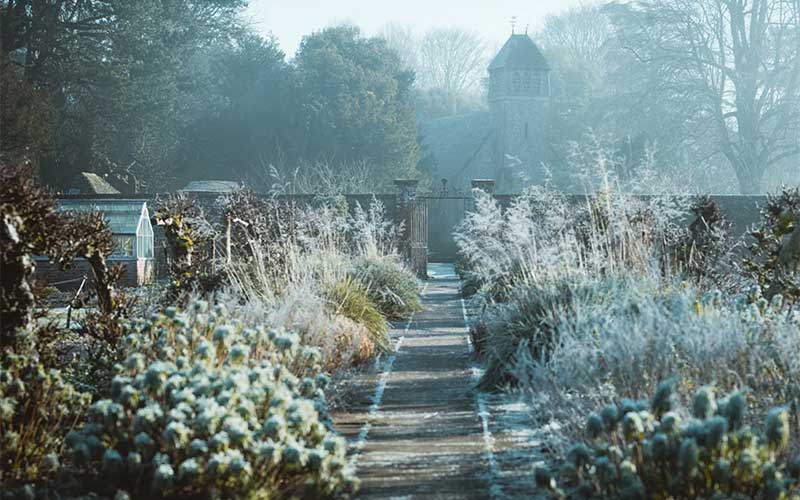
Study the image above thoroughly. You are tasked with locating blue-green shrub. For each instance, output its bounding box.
[66,301,357,498]
[0,348,90,496]
[536,381,800,498]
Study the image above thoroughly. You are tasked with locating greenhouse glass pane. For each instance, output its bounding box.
[113,235,135,257]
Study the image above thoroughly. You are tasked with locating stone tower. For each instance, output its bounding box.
[488,33,551,191]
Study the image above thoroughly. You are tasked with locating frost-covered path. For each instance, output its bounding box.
[334,264,542,499]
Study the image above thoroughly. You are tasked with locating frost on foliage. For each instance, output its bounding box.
[455,185,687,301]
[66,300,356,498]
[0,350,91,491]
[537,382,800,498]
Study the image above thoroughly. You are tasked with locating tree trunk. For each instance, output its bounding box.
[732,156,764,194]
[87,251,115,316]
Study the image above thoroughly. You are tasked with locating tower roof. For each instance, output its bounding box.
[488,34,549,72]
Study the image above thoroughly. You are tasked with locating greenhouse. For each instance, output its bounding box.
[35,199,156,288]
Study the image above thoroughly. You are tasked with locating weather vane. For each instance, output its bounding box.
[511,16,517,34]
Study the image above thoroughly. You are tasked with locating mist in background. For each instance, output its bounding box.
[2,0,798,194]
[243,0,585,57]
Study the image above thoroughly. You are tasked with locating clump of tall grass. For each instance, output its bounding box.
[326,277,390,352]
[225,193,418,371]
[351,256,422,320]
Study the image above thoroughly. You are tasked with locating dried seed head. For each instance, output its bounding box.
[651,378,676,418]
[678,438,699,478]
[712,458,731,485]
[765,407,790,452]
[724,391,747,430]
[623,412,645,442]
[601,404,619,430]
[586,412,604,439]
[692,386,716,419]
[705,416,728,449]
[566,443,591,468]
[534,466,556,490]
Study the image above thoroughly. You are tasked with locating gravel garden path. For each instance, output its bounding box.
[334,264,545,499]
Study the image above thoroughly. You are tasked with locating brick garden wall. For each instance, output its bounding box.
[33,258,153,290]
[46,191,773,284]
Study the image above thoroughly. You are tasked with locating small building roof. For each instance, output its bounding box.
[65,172,121,195]
[488,34,550,72]
[181,180,240,194]
[57,199,151,235]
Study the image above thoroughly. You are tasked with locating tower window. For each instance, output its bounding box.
[532,72,542,94]
[522,72,531,91]
[512,72,521,92]
[525,122,529,138]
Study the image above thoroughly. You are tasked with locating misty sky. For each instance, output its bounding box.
[244,0,587,57]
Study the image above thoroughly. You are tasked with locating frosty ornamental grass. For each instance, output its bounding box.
[456,184,800,498]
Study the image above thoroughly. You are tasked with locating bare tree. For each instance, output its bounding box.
[418,28,487,114]
[379,23,420,73]
[608,0,800,193]
[538,2,612,67]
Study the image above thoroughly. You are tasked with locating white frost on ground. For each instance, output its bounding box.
[461,296,504,499]
[462,290,552,498]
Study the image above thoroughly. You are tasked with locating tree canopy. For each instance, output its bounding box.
[1,4,422,191]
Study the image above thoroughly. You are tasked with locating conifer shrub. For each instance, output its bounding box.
[351,256,420,320]
[64,300,357,498]
[536,381,800,499]
[326,278,390,353]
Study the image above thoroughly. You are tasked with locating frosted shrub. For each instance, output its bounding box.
[673,195,734,282]
[455,189,526,301]
[483,275,800,418]
[226,195,413,371]
[351,256,421,320]
[228,195,402,305]
[326,277,390,353]
[476,277,606,391]
[66,300,357,498]
[259,285,376,371]
[536,381,800,498]
[455,185,684,303]
[348,198,400,258]
[0,348,91,495]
